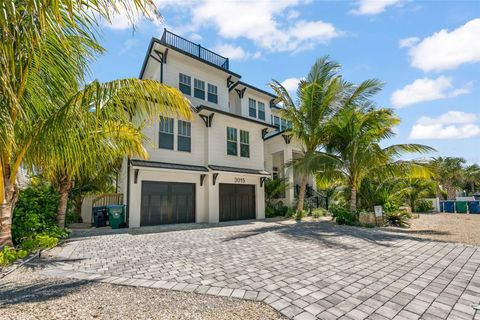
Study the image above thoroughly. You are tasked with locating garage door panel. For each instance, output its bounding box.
[219,184,255,222]
[141,181,195,226]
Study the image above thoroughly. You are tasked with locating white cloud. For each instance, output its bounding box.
[399,37,419,48]
[281,78,302,92]
[416,111,477,126]
[351,0,403,15]
[213,44,261,61]
[390,76,471,108]
[119,38,138,54]
[409,111,480,140]
[190,0,341,52]
[405,18,480,72]
[101,0,340,54]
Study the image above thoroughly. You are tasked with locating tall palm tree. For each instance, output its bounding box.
[464,164,480,195]
[429,157,466,200]
[269,56,346,212]
[0,1,189,245]
[323,105,434,212]
[26,79,192,228]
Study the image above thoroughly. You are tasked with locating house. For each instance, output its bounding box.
[119,29,319,228]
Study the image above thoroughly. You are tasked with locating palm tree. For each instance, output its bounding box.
[0,1,188,245]
[464,164,480,195]
[26,79,192,228]
[269,56,346,212]
[323,105,434,212]
[429,157,466,200]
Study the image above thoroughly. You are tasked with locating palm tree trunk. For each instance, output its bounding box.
[0,183,19,247]
[349,186,357,212]
[445,183,456,200]
[296,174,308,212]
[57,179,73,228]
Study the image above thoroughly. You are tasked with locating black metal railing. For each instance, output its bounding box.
[295,185,329,210]
[161,29,229,70]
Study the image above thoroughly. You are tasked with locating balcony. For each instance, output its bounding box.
[161,29,229,70]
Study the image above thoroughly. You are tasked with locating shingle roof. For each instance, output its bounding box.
[208,165,270,175]
[131,160,209,172]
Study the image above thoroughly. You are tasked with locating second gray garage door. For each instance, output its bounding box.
[141,181,195,226]
[219,184,256,222]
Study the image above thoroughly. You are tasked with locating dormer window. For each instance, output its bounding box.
[208,84,218,104]
[248,98,257,118]
[194,79,205,100]
[179,73,191,95]
[258,102,265,121]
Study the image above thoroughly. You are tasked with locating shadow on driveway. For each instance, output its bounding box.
[221,220,445,250]
[0,278,89,307]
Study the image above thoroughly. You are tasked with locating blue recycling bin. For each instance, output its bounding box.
[468,201,480,214]
[443,201,455,213]
[439,201,445,212]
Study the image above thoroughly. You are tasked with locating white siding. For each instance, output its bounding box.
[207,113,265,170]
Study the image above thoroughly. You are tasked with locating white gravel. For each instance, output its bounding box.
[0,263,285,320]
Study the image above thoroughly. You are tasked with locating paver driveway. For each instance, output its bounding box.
[44,220,480,320]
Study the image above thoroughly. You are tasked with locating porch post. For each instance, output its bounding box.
[284,147,295,207]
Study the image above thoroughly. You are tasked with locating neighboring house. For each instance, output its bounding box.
[119,29,317,228]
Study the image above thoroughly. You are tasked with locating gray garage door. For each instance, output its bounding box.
[219,184,256,222]
[141,181,195,226]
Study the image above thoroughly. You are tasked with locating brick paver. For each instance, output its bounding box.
[43,221,480,319]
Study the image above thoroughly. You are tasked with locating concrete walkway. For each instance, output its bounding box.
[43,220,480,319]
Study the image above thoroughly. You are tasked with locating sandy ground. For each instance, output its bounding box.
[382,213,480,246]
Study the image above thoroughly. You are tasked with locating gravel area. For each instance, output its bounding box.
[382,213,480,246]
[0,264,285,320]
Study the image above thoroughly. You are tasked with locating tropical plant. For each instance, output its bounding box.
[415,199,434,213]
[269,56,346,213]
[264,178,289,206]
[0,1,187,245]
[402,178,436,211]
[322,103,434,212]
[429,157,466,200]
[464,164,480,195]
[331,206,357,225]
[384,210,412,228]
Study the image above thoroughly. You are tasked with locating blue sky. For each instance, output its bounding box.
[90,0,480,164]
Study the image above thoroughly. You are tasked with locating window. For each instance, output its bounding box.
[194,79,205,100]
[240,130,250,158]
[248,98,257,118]
[159,117,174,149]
[281,118,287,131]
[177,120,191,152]
[207,84,218,104]
[258,102,265,120]
[179,73,191,95]
[273,116,280,129]
[227,127,237,156]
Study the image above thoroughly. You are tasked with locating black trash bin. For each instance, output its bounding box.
[92,206,107,227]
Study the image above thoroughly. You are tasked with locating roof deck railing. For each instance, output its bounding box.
[161,29,229,70]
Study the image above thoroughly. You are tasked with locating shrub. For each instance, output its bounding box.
[415,200,434,213]
[12,181,60,244]
[0,246,28,266]
[265,203,289,218]
[331,206,357,225]
[384,210,412,227]
[311,208,328,218]
[285,207,296,218]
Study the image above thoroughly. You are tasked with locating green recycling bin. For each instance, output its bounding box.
[455,201,468,214]
[107,205,125,229]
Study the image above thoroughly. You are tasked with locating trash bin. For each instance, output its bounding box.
[106,205,125,229]
[439,201,445,212]
[443,201,455,213]
[92,206,107,227]
[468,201,480,214]
[455,201,467,213]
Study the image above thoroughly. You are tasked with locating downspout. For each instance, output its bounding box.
[126,158,131,227]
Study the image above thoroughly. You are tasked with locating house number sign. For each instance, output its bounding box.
[234,177,246,183]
